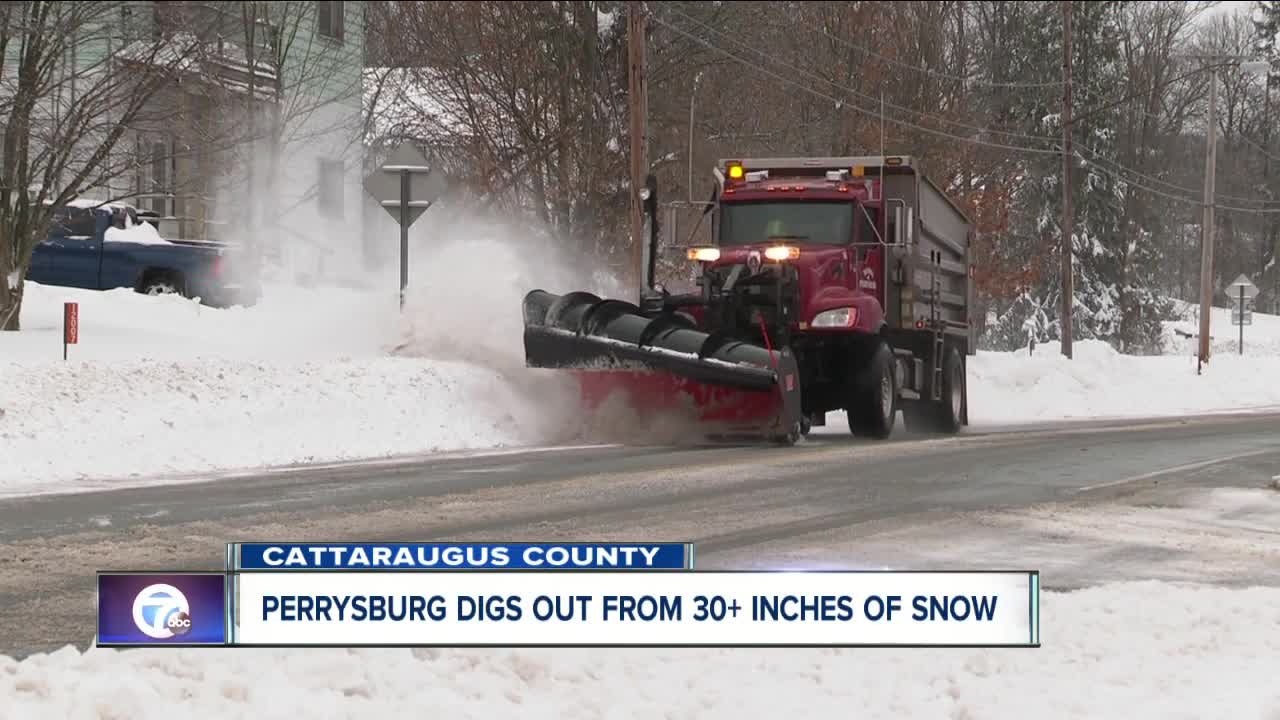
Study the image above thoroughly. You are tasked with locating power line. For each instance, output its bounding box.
[669,3,1280,204]
[1075,145,1280,207]
[1083,157,1280,214]
[1237,132,1280,166]
[665,7,1062,147]
[655,14,1280,217]
[788,8,1065,89]
[651,15,1060,156]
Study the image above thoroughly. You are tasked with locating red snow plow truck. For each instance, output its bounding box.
[522,155,975,445]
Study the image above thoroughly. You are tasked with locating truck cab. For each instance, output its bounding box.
[688,156,974,437]
[703,161,894,342]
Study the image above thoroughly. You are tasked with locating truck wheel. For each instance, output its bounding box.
[847,340,896,439]
[937,347,965,433]
[143,280,179,296]
[902,347,964,434]
[771,419,802,446]
[139,272,185,297]
[800,415,812,437]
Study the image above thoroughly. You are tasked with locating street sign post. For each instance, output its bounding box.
[1227,274,1258,355]
[363,142,449,310]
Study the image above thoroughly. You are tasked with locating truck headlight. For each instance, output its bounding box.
[687,247,721,262]
[811,307,858,328]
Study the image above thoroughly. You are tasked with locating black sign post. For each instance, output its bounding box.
[363,142,448,310]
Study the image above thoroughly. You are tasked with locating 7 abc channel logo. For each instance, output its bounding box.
[132,583,194,639]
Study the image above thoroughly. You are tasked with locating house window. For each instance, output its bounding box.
[317,1,344,40]
[318,159,344,219]
[144,139,170,216]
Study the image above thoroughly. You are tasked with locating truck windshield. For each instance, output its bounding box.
[719,201,854,246]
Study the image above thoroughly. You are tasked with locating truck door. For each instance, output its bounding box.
[855,205,885,309]
[35,206,103,290]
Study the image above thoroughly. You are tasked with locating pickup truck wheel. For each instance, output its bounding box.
[143,281,178,296]
[846,340,896,440]
[138,272,185,297]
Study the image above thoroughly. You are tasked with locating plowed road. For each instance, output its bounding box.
[2,412,1279,658]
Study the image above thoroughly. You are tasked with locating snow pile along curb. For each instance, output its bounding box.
[968,338,1280,424]
[0,357,578,497]
[2,582,1278,719]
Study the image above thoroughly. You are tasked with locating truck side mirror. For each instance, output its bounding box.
[893,206,903,245]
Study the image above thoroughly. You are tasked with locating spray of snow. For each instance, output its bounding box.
[5,269,17,290]
[0,201,634,495]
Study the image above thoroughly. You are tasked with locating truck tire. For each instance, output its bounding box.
[902,347,964,434]
[938,347,965,433]
[771,420,802,447]
[138,271,185,298]
[846,340,896,439]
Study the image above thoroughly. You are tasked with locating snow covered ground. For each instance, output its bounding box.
[2,584,1277,719]
[3,225,1278,496]
[5,486,1280,718]
[813,303,1280,433]
[0,223,606,498]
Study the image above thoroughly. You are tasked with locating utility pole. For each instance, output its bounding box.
[1198,65,1218,366]
[1060,1,1074,359]
[627,1,648,296]
[1266,71,1278,315]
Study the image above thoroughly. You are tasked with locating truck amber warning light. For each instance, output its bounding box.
[764,246,800,261]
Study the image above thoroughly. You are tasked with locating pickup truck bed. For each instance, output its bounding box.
[27,204,259,308]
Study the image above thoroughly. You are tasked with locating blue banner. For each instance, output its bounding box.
[232,542,692,571]
[97,573,228,646]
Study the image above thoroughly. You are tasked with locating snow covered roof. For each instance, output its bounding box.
[363,67,472,141]
[115,32,277,100]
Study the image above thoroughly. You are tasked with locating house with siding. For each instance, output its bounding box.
[9,1,366,277]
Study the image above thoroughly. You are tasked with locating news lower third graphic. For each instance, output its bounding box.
[95,543,1041,648]
[97,573,228,646]
[230,542,693,570]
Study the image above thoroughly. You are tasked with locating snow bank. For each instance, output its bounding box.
[968,337,1280,424]
[3,581,1278,718]
[0,355,560,495]
[4,208,1278,494]
[0,212,609,497]
[964,304,1280,424]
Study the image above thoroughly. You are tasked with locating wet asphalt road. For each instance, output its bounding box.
[1,411,1278,658]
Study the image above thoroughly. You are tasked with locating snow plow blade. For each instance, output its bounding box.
[523,290,803,442]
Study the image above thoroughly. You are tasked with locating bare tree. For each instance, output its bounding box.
[0,1,207,330]
[228,1,365,269]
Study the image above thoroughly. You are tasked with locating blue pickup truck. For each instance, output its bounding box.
[26,202,260,307]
